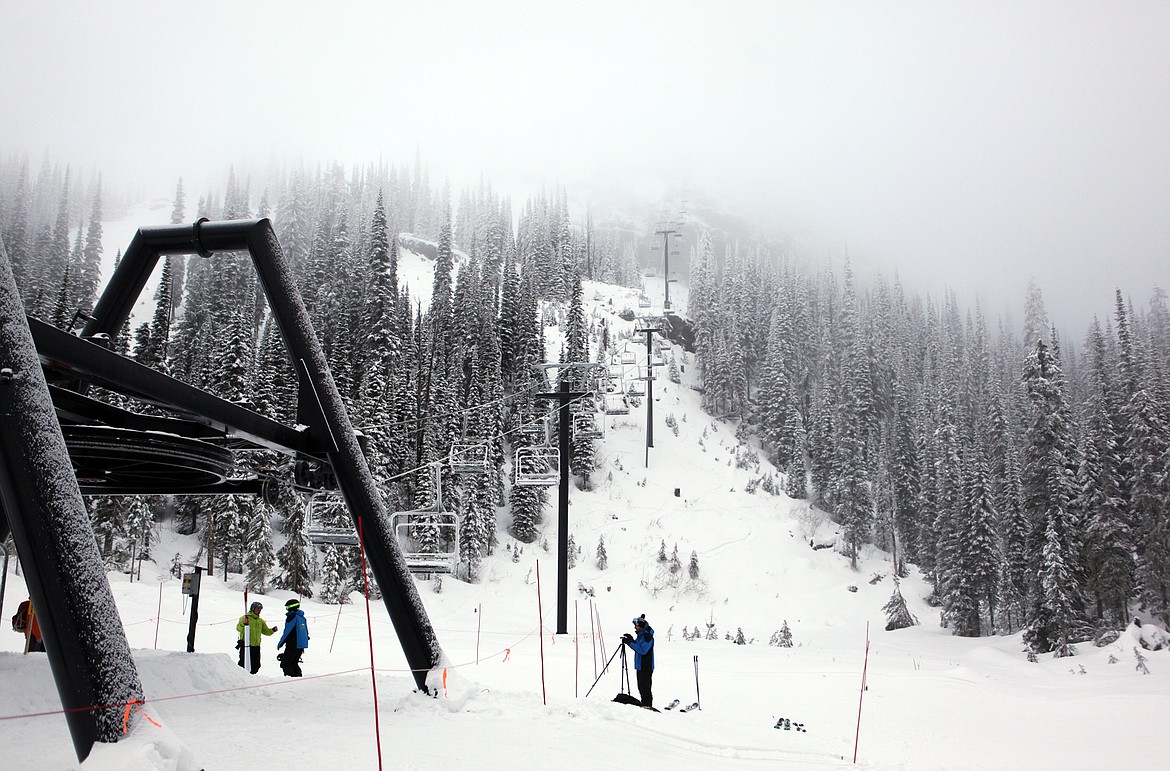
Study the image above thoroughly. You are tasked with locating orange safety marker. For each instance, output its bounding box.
[442,668,448,698]
[122,699,162,734]
[503,648,511,662]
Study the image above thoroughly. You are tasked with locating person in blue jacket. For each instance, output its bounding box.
[277,598,310,677]
[622,614,655,708]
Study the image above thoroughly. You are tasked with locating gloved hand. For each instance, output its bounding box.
[622,633,634,644]
[235,639,243,650]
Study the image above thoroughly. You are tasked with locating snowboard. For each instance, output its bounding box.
[663,699,681,711]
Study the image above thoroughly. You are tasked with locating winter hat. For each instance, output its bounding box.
[285,599,301,610]
[632,614,648,628]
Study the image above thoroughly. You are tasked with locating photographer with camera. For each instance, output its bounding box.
[622,614,655,709]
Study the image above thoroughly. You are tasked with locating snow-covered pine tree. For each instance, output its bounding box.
[243,498,275,594]
[882,582,919,631]
[1021,337,1086,653]
[319,545,347,604]
[76,183,103,316]
[596,535,608,570]
[566,534,578,569]
[1116,292,1170,625]
[272,495,315,598]
[1078,318,1133,625]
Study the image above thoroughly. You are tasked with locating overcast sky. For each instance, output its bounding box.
[2,0,1167,332]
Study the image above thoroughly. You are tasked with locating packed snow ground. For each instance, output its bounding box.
[1,207,1168,769]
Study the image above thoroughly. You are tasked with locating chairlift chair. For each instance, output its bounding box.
[620,350,636,365]
[305,491,359,546]
[573,411,604,439]
[514,446,559,486]
[519,413,549,437]
[638,294,651,309]
[628,380,646,396]
[390,508,458,574]
[604,393,629,415]
[450,442,489,474]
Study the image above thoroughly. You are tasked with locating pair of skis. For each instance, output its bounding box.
[663,699,699,712]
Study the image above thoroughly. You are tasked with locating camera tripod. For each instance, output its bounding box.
[585,638,631,698]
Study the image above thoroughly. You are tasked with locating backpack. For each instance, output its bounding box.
[12,602,28,633]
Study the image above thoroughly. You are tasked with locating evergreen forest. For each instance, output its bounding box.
[2,155,1168,656]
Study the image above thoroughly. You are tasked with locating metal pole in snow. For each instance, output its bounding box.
[853,622,871,764]
[575,600,579,698]
[596,606,606,667]
[537,560,547,705]
[154,579,163,649]
[0,542,10,623]
[476,603,482,665]
[329,601,343,654]
[589,599,598,679]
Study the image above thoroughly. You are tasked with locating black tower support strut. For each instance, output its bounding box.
[83,219,444,691]
[0,237,144,762]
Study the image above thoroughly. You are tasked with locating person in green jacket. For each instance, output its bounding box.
[236,601,278,674]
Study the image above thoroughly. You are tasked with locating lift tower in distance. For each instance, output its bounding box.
[651,222,683,311]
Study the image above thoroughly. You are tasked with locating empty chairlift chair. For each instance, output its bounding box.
[514,446,559,486]
[449,441,489,474]
[519,413,549,438]
[305,491,359,546]
[390,508,458,573]
[604,393,629,415]
[390,462,458,573]
[573,411,603,439]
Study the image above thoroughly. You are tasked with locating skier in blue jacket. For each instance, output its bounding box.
[622,614,655,708]
[277,598,310,677]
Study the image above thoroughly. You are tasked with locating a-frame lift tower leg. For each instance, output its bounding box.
[0,237,144,762]
[80,219,445,692]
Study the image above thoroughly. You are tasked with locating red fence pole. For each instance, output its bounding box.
[853,622,871,764]
[358,518,384,771]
